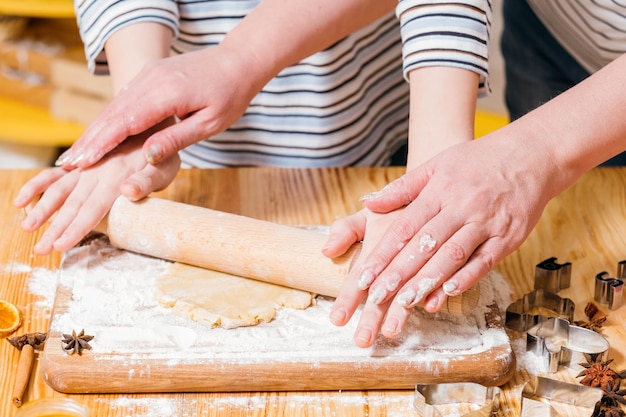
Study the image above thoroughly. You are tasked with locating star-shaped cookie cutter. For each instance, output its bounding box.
[526,317,610,373]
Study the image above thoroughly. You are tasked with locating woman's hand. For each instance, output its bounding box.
[54,44,264,170]
[324,133,562,347]
[14,135,180,255]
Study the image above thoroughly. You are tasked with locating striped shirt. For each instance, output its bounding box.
[75,0,410,168]
[396,0,492,95]
[527,0,626,74]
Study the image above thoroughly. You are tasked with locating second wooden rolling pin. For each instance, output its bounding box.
[94,196,480,315]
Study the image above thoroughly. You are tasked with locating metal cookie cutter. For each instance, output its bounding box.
[505,289,575,332]
[594,261,624,310]
[414,381,564,416]
[523,375,603,413]
[414,382,502,417]
[535,257,572,293]
[526,317,610,373]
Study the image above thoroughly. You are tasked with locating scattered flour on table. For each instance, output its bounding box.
[27,267,59,310]
[103,392,418,417]
[106,397,177,417]
[49,238,514,363]
[511,333,547,375]
[2,261,59,311]
[2,262,33,274]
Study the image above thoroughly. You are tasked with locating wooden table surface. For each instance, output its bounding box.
[1,166,626,417]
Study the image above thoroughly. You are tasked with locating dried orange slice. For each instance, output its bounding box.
[0,299,22,337]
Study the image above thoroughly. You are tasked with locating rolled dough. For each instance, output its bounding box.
[155,262,314,329]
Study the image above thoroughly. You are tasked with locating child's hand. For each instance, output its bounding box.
[323,206,408,347]
[14,136,180,255]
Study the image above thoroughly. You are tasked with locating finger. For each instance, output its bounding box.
[394,222,489,308]
[437,238,501,299]
[380,300,412,338]
[55,91,174,169]
[421,286,448,313]
[45,175,121,253]
[329,282,367,328]
[13,168,67,208]
[353,299,392,348]
[363,204,468,306]
[20,171,80,233]
[322,210,367,258]
[360,166,430,213]
[352,192,442,292]
[51,193,115,253]
[379,223,489,337]
[142,112,219,165]
[31,174,94,254]
[120,155,181,201]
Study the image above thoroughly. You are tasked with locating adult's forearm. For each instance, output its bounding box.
[503,53,626,192]
[218,0,397,93]
[406,67,479,170]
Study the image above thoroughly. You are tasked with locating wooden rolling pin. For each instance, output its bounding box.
[94,196,480,315]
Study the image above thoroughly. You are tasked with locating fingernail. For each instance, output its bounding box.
[443,280,460,296]
[321,235,336,252]
[359,181,396,201]
[329,308,347,326]
[33,239,50,254]
[355,327,374,347]
[396,287,416,307]
[69,153,86,166]
[357,269,375,290]
[382,318,401,337]
[426,295,440,310]
[367,285,387,305]
[145,144,163,165]
[54,149,72,166]
[415,277,440,305]
[359,191,383,201]
[21,216,35,230]
[385,272,402,291]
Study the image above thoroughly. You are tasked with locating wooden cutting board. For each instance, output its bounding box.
[40,237,515,394]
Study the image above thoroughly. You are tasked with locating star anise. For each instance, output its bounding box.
[592,381,626,417]
[578,353,621,389]
[574,302,608,333]
[6,332,47,350]
[61,329,94,355]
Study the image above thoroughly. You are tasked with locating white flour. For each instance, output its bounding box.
[45,237,513,365]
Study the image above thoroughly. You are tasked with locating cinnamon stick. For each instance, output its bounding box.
[12,344,35,407]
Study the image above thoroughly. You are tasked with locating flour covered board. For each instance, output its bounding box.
[41,237,514,393]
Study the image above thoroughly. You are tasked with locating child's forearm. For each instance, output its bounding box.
[104,22,174,94]
[406,67,479,171]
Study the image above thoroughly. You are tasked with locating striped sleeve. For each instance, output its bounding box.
[74,0,179,75]
[396,0,491,95]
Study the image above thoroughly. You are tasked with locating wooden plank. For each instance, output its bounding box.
[40,238,514,393]
[4,167,625,417]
